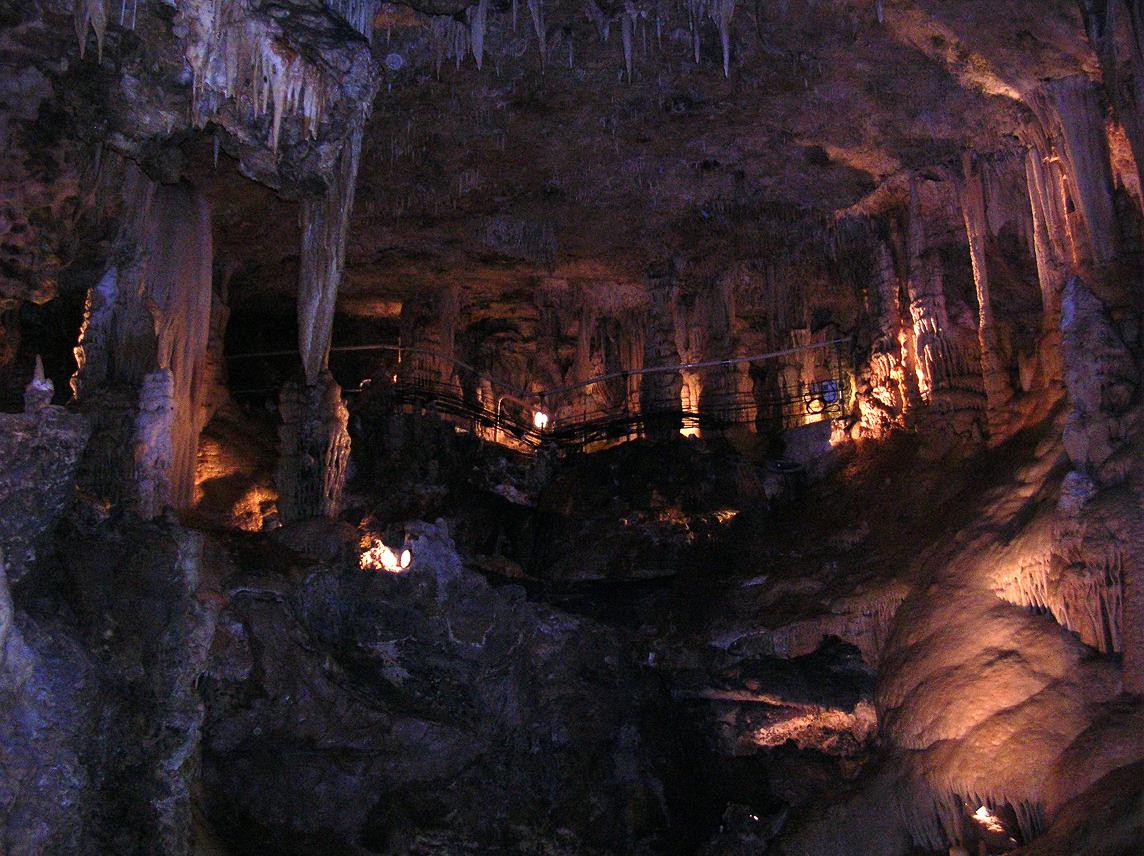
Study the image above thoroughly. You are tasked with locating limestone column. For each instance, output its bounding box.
[640,261,683,439]
[905,179,956,402]
[857,241,908,438]
[278,119,364,522]
[1025,145,1068,384]
[959,152,1013,441]
[1036,76,1120,267]
[70,175,214,518]
[1079,0,1144,201]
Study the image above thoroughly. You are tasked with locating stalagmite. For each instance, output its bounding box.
[1060,276,1137,484]
[276,372,351,521]
[959,151,1013,442]
[640,262,683,439]
[133,369,175,520]
[857,242,909,438]
[23,356,53,415]
[400,286,462,390]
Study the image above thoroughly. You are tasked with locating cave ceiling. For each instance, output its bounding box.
[2,0,1096,317]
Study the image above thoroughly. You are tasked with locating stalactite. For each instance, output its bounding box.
[298,119,365,385]
[470,0,488,70]
[183,1,335,153]
[528,0,547,67]
[431,15,471,75]
[687,0,702,65]
[622,7,634,81]
[1034,76,1120,266]
[324,0,375,39]
[680,0,735,75]
[959,152,1013,441]
[74,0,107,61]
[991,536,1122,655]
[713,0,735,78]
[1024,145,1067,383]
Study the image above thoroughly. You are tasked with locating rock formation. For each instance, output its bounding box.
[4,0,1144,853]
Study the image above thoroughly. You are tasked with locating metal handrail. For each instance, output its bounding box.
[227,337,852,407]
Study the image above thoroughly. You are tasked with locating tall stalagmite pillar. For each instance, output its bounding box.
[857,241,909,438]
[1024,145,1069,384]
[277,119,364,522]
[71,171,216,518]
[959,152,1014,442]
[640,261,683,439]
[906,179,956,402]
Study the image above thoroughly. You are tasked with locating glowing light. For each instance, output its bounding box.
[360,539,413,573]
[971,805,1008,836]
[533,410,550,430]
[680,371,701,437]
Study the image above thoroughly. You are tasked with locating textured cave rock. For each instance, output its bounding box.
[1060,275,1140,485]
[7,0,1144,852]
[200,521,680,852]
[1,510,224,856]
[0,397,89,583]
